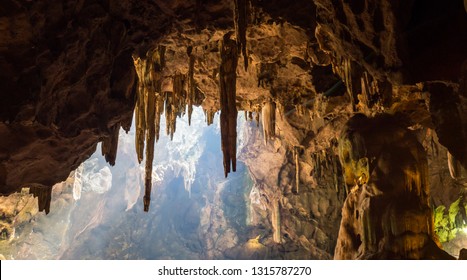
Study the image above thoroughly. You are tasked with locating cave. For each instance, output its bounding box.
[0,0,466,260]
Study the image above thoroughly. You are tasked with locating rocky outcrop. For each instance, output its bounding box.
[334,114,453,259]
[312,0,467,168]
[1,0,150,196]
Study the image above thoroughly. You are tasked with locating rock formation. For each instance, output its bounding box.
[219,33,239,178]
[28,184,52,214]
[261,100,276,144]
[335,114,452,259]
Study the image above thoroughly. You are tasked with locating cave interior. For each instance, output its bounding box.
[0,0,467,260]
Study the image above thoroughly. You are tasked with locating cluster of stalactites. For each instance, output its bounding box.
[234,0,249,70]
[244,101,262,127]
[219,32,239,178]
[357,71,381,114]
[133,46,166,212]
[261,100,276,144]
[133,45,204,211]
[311,149,341,193]
[166,73,188,140]
[331,56,385,115]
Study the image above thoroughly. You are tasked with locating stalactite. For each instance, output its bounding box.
[262,100,276,144]
[293,146,302,194]
[447,151,467,181]
[323,150,329,171]
[255,109,260,127]
[360,72,371,107]
[272,199,281,243]
[342,58,354,110]
[155,94,164,142]
[219,32,239,178]
[295,103,305,116]
[234,0,249,70]
[320,151,327,180]
[144,88,156,213]
[187,47,195,126]
[165,92,176,141]
[332,155,339,193]
[315,153,321,179]
[133,46,165,212]
[173,73,186,113]
[164,73,186,140]
[29,184,52,214]
[133,57,146,163]
[358,71,381,114]
[276,101,284,120]
[101,123,120,166]
[204,108,216,126]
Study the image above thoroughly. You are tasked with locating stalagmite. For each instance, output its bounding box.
[261,100,276,144]
[28,184,52,214]
[101,123,121,166]
[234,0,249,70]
[219,32,239,177]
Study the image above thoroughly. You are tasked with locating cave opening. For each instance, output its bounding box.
[1,0,466,260]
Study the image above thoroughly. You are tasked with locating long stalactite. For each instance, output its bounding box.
[133,58,147,164]
[187,47,196,126]
[293,146,303,194]
[101,123,121,166]
[219,32,239,178]
[234,0,249,70]
[261,100,276,144]
[133,46,166,212]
